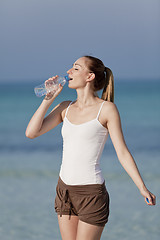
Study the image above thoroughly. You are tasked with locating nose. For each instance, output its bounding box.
[67,68,73,74]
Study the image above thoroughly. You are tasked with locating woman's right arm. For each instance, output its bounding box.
[25,80,70,139]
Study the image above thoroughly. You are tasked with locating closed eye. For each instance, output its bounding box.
[72,63,81,71]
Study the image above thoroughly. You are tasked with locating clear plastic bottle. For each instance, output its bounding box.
[34,75,70,97]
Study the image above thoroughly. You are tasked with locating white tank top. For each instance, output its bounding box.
[59,101,108,185]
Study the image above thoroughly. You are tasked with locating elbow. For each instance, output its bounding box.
[117,148,131,163]
[25,129,37,139]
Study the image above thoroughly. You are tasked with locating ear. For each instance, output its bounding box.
[87,72,95,82]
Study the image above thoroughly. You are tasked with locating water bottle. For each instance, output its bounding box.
[34,75,70,97]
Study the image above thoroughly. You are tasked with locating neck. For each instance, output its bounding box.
[75,86,98,108]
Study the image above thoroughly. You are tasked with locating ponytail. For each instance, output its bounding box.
[83,55,114,102]
[101,67,114,102]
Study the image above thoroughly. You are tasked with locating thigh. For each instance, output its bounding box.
[76,220,104,240]
[58,215,79,240]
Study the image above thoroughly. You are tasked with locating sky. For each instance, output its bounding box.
[0,0,160,82]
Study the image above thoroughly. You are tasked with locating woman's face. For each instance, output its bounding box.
[67,57,92,89]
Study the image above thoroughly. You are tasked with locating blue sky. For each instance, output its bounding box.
[0,0,160,82]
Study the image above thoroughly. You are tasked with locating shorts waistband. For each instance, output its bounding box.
[58,177,106,196]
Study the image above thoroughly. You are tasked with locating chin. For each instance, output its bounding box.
[68,81,85,90]
[68,85,76,89]
[68,81,77,89]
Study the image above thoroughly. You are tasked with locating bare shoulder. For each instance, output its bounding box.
[52,100,71,112]
[60,100,72,120]
[59,100,72,108]
[103,101,120,120]
[103,101,118,112]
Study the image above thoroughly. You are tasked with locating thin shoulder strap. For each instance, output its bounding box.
[65,101,73,118]
[96,101,105,119]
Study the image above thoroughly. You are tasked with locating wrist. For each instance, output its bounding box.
[43,95,56,104]
[139,183,147,192]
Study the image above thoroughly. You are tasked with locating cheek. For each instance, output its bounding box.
[77,75,87,85]
[68,77,86,89]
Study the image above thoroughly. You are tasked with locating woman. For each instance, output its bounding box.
[26,56,156,240]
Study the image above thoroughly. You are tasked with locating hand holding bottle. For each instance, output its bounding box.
[34,74,70,99]
[44,75,63,100]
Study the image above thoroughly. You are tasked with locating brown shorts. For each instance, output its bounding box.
[54,177,110,227]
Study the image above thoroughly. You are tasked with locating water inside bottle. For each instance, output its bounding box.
[34,86,47,97]
[34,75,69,97]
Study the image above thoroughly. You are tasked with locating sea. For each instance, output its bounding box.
[0,79,160,240]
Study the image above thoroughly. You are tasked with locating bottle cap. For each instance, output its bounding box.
[146,198,149,203]
[64,75,70,81]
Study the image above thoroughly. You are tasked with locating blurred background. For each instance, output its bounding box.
[0,0,160,239]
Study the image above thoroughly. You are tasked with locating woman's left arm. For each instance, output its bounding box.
[105,102,156,206]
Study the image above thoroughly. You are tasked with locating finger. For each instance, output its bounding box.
[55,86,62,95]
[52,75,58,78]
[45,79,52,84]
[45,80,49,87]
[145,195,156,206]
[151,195,156,205]
[44,92,54,100]
[149,193,156,205]
[47,76,57,82]
[50,75,58,80]
[52,84,63,97]
[58,84,63,91]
